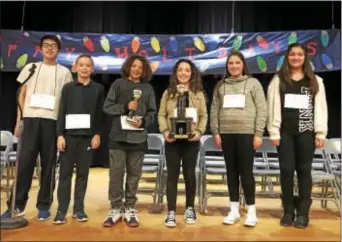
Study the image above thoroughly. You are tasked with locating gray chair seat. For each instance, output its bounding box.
[206,167,226,174]
[142,166,158,172]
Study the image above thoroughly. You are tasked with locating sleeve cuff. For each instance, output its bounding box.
[254,131,264,137]
[315,132,327,140]
[269,133,281,140]
[211,130,219,136]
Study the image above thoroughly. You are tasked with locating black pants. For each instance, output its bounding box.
[165,140,199,211]
[221,134,255,205]
[277,131,315,207]
[57,135,93,214]
[7,118,57,211]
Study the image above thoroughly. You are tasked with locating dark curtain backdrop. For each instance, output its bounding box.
[1,1,341,167]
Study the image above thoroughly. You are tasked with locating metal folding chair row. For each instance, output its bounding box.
[198,135,341,214]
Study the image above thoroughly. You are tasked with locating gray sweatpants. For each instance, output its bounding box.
[108,149,144,210]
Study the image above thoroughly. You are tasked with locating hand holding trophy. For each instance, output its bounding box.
[169,84,194,139]
[127,89,142,124]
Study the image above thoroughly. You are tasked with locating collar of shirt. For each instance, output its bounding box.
[73,79,94,87]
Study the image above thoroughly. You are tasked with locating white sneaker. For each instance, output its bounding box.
[165,211,176,228]
[124,208,139,227]
[184,207,197,224]
[244,205,258,227]
[223,202,240,225]
[103,209,122,227]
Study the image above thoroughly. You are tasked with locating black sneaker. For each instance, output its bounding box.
[53,212,66,225]
[184,207,196,224]
[73,211,88,222]
[280,212,295,227]
[164,211,176,228]
[294,215,309,229]
[123,208,139,227]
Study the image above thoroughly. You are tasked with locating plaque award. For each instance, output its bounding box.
[169,84,194,139]
[126,89,142,123]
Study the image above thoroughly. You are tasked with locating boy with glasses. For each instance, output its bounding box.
[1,35,73,221]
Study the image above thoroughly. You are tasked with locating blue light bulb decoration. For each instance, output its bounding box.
[321,54,333,70]
[276,55,285,71]
[321,30,329,48]
[169,36,178,53]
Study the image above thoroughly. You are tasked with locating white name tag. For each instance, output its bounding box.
[173,108,198,123]
[284,94,309,109]
[65,114,90,129]
[223,94,246,108]
[120,116,144,130]
[29,93,56,110]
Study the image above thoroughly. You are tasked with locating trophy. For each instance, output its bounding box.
[126,89,142,123]
[169,84,194,139]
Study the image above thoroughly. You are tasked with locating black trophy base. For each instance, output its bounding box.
[169,118,194,139]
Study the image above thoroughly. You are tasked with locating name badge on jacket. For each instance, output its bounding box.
[284,94,309,109]
[223,94,246,108]
[65,114,91,129]
[29,93,56,110]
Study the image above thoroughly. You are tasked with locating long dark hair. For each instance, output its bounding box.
[167,59,204,97]
[214,51,251,95]
[278,43,318,95]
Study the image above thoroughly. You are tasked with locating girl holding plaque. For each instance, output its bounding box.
[267,43,328,229]
[210,51,267,227]
[158,59,208,227]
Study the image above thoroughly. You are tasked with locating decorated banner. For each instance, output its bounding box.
[0,29,340,74]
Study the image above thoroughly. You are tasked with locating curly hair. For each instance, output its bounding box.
[278,43,318,95]
[121,55,152,82]
[167,59,204,98]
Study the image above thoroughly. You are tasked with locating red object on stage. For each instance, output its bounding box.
[83,37,95,52]
[256,36,268,49]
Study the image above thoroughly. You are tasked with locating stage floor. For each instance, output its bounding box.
[1,168,340,241]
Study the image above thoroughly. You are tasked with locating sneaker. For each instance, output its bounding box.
[294,215,309,229]
[73,211,88,222]
[184,207,197,224]
[53,212,66,225]
[165,211,176,228]
[103,209,122,227]
[223,202,240,225]
[37,210,51,221]
[123,208,139,227]
[1,208,25,219]
[244,205,258,227]
[280,213,295,227]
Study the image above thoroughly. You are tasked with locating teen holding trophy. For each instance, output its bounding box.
[158,59,207,227]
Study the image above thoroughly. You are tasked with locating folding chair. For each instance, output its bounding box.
[1,131,14,199]
[137,133,165,213]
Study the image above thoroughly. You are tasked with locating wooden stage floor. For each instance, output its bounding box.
[1,168,340,241]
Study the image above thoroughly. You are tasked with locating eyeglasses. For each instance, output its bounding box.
[42,43,58,50]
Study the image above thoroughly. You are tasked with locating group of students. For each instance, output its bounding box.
[1,35,328,230]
